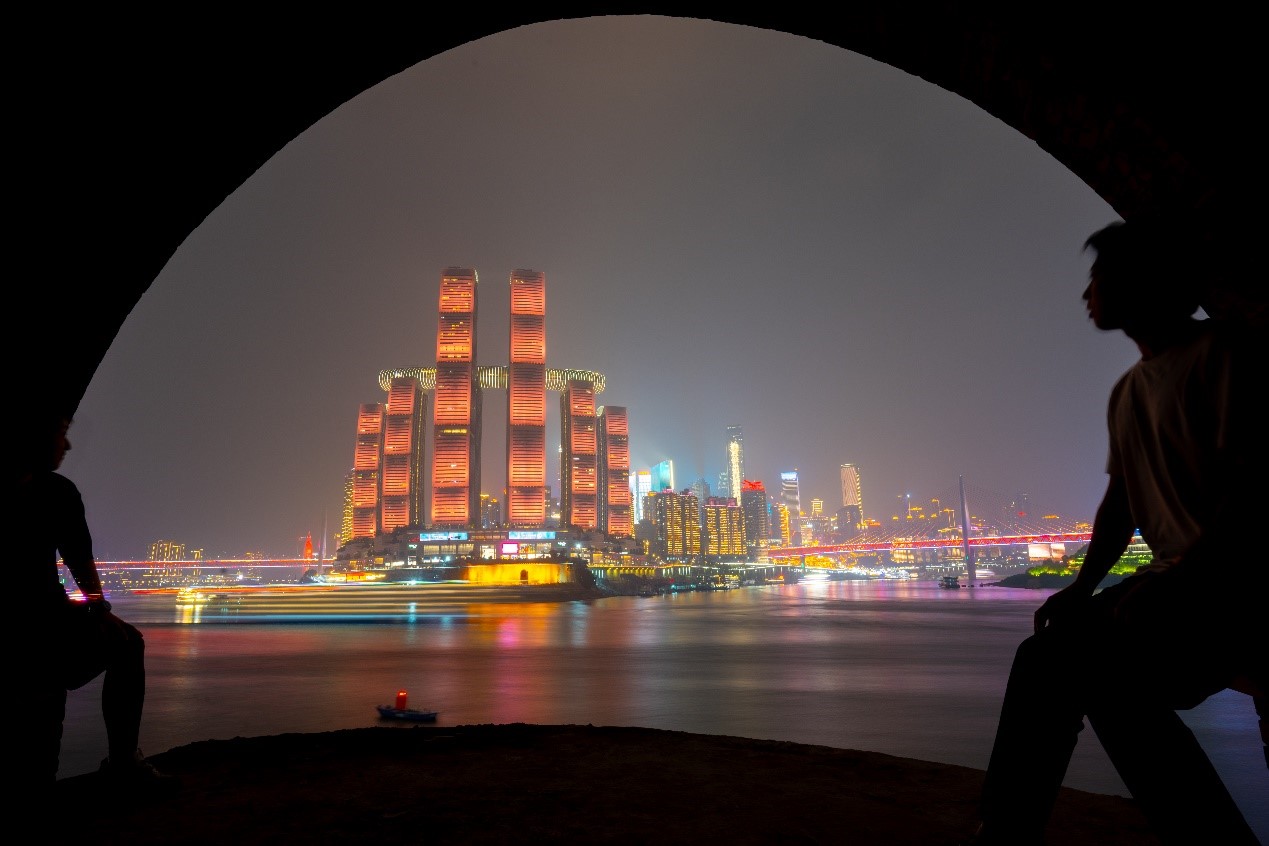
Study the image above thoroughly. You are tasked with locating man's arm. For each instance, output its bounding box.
[1033,471,1134,633]
[58,478,107,604]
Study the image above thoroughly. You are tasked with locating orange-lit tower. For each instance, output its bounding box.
[432,268,481,527]
[506,269,547,527]
[597,405,631,536]
[560,379,597,529]
[380,375,426,532]
[351,403,385,539]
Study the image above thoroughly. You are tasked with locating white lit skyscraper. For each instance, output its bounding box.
[725,425,744,503]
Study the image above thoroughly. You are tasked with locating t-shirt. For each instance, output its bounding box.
[1105,320,1248,568]
[13,470,96,608]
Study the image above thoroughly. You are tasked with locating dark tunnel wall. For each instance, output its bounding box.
[10,6,1259,422]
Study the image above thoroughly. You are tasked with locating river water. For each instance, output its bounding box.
[59,579,1266,837]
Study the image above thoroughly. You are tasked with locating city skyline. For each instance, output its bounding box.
[65,17,1124,558]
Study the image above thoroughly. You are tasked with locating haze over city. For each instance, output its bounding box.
[68,16,1127,559]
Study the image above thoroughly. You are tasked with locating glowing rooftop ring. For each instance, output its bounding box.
[378,366,605,394]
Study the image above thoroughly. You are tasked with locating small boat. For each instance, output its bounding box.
[377,689,437,722]
[938,576,961,589]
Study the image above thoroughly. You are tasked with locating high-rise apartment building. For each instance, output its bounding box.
[506,269,547,526]
[432,268,481,527]
[597,405,631,536]
[740,480,769,558]
[651,459,675,493]
[703,496,745,559]
[840,463,864,530]
[725,425,744,503]
[651,489,700,560]
[352,403,385,539]
[560,379,598,529]
[380,376,426,533]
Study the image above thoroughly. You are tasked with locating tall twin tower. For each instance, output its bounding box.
[348,268,631,542]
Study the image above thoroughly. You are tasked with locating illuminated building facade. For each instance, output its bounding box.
[773,502,792,546]
[840,463,864,529]
[340,470,354,546]
[560,379,597,529]
[703,496,745,559]
[740,480,769,558]
[380,376,426,533]
[596,405,631,536]
[432,268,481,527]
[506,269,547,526]
[651,489,701,561]
[651,459,675,493]
[352,403,385,539]
[480,493,501,529]
[725,425,744,501]
[630,469,652,522]
[780,470,802,516]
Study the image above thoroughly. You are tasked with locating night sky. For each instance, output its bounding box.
[69,17,1130,559]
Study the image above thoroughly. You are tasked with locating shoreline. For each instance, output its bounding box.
[48,724,1159,845]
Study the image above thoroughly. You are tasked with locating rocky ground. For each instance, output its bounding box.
[44,723,1159,845]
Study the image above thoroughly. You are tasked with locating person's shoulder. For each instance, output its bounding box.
[46,471,83,497]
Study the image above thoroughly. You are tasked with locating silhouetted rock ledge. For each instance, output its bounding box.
[46,724,1158,845]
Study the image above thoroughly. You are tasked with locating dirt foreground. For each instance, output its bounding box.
[48,723,1158,845]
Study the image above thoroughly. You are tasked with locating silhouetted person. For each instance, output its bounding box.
[968,217,1264,845]
[13,410,178,811]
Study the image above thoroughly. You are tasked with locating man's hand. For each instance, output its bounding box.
[1034,582,1096,633]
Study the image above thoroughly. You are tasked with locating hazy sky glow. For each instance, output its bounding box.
[71,16,1127,559]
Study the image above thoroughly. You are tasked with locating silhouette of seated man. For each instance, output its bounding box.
[14,409,178,809]
[969,216,1263,845]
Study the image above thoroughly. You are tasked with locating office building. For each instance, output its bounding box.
[352,403,385,539]
[651,459,675,493]
[506,269,547,526]
[725,425,744,502]
[380,376,426,533]
[780,471,802,517]
[480,493,502,529]
[630,469,652,522]
[560,379,598,529]
[340,469,354,547]
[432,268,481,527]
[840,463,864,529]
[597,405,631,536]
[740,480,769,557]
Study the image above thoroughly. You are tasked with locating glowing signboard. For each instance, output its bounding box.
[418,531,469,541]
[507,530,556,540]
[500,542,520,555]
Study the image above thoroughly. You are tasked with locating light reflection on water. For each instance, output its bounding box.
[59,580,1266,838]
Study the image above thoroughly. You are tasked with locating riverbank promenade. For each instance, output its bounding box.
[45,723,1159,845]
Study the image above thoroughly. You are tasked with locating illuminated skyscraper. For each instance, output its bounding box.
[840,462,864,529]
[352,403,385,539]
[480,493,501,529]
[651,489,700,560]
[725,425,744,502]
[651,459,675,493]
[773,502,792,546]
[506,269,547,526]
[703,496,745,559]
[597,405,631,536]
[780,470,802,516]
[632,469,652,522]
[560,379,597,529]
[432,268,481,527]
[340,469,354,547]
[740,480,769,558]
[380,376,426,533]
